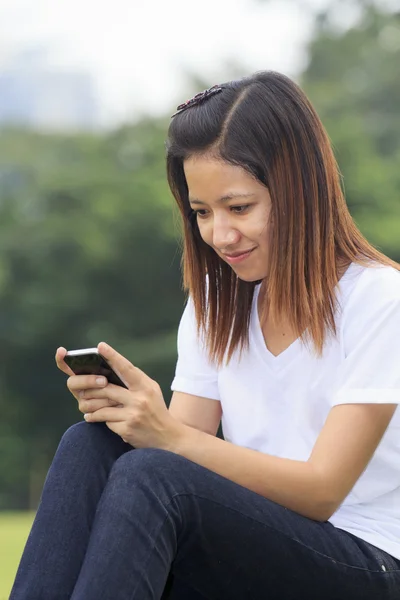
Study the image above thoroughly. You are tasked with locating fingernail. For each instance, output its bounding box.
[83,413,89,421]
[96,377,106,386]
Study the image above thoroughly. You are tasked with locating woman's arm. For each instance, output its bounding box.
[169,391,222,436]
[167,403,397,522]
[81,343,398,522]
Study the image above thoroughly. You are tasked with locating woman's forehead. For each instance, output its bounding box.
[184,156,260,199]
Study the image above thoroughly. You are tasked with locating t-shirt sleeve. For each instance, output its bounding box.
[171,297,220,400]
[332,268,400,406]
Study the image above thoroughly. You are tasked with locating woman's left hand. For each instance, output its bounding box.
[82,342,182,450]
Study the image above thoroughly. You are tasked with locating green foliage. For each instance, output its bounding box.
[300,4,400,259]
[0,120,184,507]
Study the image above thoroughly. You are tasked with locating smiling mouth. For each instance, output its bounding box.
[222,248,256,264]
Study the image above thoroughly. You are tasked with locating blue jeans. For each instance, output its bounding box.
[10,422,400,599]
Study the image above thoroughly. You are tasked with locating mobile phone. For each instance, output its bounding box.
[64,348,128,388]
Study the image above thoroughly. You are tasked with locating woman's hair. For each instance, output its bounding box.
[166,70,399,365]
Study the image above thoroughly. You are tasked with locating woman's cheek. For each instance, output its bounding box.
[198,221,212,245]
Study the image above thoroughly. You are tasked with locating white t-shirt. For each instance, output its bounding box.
[171,262,400,559]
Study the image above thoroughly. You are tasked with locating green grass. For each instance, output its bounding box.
[0,512,35,599]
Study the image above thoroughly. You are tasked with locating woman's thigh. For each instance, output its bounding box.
[124,448,400,600]
[162,575,208,600]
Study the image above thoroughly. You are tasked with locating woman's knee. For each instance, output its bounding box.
[58,421,121,458]
[110,448,190,489]
[60,421,103,445]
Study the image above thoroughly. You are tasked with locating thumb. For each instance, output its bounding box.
[55,347,75,377]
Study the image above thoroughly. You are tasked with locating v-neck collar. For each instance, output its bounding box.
[250,263,359,371]
[250,286,303,371]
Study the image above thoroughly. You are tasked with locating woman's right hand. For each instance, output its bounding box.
[55,346,120,416]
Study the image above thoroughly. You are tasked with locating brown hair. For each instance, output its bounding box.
[166,71,399,365]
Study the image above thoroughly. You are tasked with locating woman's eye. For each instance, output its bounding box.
[193,205,250,219]
[231,205,250,214]
[194,209,209,218]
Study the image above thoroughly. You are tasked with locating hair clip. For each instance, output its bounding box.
[171,85,223,117]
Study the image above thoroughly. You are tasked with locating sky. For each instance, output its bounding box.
[0,0,395,126]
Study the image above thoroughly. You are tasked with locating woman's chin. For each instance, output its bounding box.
[232,267,267,282]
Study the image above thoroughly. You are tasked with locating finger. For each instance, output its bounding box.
[84,407,126,423]
[78,398,123,414]
[98,342,148,390]
[67,375,108,393]
[77,383,130,403]
[105,421,129,443]
[55,347,75,377]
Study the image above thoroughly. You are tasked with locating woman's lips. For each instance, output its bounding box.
[222,248,256,264]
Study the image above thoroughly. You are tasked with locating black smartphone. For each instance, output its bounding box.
[64,348,128,388]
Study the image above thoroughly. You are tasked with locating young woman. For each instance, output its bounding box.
[11,71,400,600]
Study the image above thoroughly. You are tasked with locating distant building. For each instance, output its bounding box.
[0,50,99,130]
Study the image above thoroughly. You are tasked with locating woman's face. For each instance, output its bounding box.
[184,155,272,282]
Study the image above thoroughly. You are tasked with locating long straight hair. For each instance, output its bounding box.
[166,71,399,365]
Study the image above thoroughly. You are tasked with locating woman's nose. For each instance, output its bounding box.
[212,219,241,249]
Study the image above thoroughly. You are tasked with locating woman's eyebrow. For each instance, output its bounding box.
[189,192,256,205]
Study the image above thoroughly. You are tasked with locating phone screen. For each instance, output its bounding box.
[64,352,128,388]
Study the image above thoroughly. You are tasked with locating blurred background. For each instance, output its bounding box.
[0,0,399,594]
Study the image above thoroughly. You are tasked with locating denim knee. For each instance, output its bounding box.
[109,448,188,491]
[59,421,128,462]
[59,421,106,449]
[111,447,175,475]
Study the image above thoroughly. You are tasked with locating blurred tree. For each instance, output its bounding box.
[0,121,184,508]
[301,2,400,259]
[258,0,400,258]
